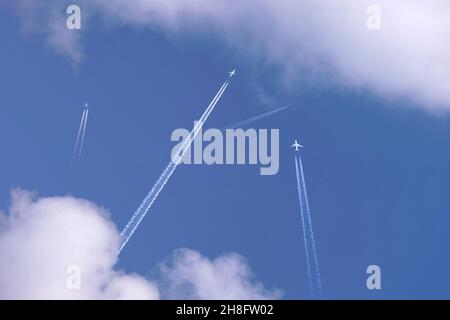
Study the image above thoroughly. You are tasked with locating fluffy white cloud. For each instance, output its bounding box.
[0,189,279,300]
[5,0,450,112]
[0,189,159,299]
[160,249,282,300]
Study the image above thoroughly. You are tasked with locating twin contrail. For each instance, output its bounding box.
[72,105,89,161]
[223,104,290,130]
[294,152,323,299]
[118,77,232,255]
[295,155,314,298]
[299,154,323,298]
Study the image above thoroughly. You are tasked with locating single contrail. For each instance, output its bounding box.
[72,109,86,160]
[223,104,290,130]
[297,153,324,299]
[78,108,89,161]
[294,155,314,298]
[118,78,232,255]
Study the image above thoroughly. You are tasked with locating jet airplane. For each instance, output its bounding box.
[291,139,303,151]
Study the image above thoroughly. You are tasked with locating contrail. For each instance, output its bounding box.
[295,152,324,299]
[118,78,232,255]
[72,109,86,160]
[294,155,314,298]
[78,108,89,161]
[223,104,290,130]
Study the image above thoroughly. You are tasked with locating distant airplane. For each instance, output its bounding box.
[83,103,89,109]
[229,69,236,77]
[291,139,303,151]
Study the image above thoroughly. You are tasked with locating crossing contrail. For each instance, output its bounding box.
[223,104,290,130]
[294,152,324,299]
[118,76,233,255]
[295,155,314,298]
[298,154,323,299]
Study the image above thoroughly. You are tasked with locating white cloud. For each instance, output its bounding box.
[5,0,84,65]
[45,15,84,65]
[0,189,279,300]
[0,189,159,299]
[160,249,282,300]
[8,0,449,111]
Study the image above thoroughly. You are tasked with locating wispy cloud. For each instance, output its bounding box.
[5,0,450,111]
[5,0,84,65]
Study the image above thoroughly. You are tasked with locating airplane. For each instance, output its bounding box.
[229,69,236,77]
[83,103,89,109]
[291,139,303,151]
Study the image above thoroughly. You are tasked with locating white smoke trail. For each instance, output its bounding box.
[118,79,231,255]
[72,109,86,160]
[294,155,314,298]
[78,108,89,161]
[298,153,324,299]
[223,104,290,130]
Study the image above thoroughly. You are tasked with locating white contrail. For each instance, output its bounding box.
[295,155,314,298]
[78,108,89,161]
[72,109,86,160]
[298,153,324,299]
[118,81,229,254]
[118,79,231,255]
[223,104,290,130]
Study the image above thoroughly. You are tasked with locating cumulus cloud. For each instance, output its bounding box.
[4,0,450,112]
[160,249,282,300]
[0,189,159,299]
[0,189,279,300]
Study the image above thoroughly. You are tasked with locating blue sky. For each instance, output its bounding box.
[1,1,450,299]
